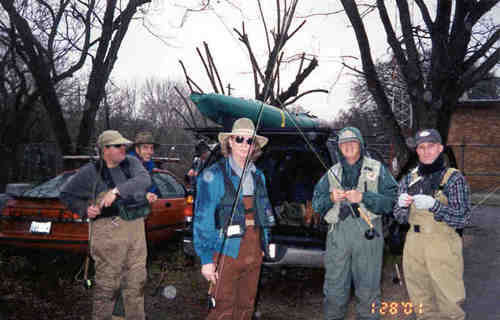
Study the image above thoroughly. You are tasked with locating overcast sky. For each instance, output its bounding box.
[111,1,498,121]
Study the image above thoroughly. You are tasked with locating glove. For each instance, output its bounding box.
[397,193,411,208]
[412,194,436,210]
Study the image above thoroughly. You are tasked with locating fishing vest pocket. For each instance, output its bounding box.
[118,202,151,220]
[215,204,245,238]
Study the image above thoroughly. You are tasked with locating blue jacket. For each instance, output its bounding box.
[127,150,159,196]
[194,157,275,265]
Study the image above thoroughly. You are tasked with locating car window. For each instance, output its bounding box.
[22,172,76,198]
[152,172,185,198]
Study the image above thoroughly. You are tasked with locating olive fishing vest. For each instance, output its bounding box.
[94,159,151,221]
[408,167,460,236]
[324,157,381,224]
[214,160,273,235]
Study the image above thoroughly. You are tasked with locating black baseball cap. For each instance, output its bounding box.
[415,129,442,146]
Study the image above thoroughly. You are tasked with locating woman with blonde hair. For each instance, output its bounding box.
[193,118,275,320]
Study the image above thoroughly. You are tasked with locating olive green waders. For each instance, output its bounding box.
[324,215,383,320]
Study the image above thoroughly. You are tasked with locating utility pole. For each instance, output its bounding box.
[227,83,234,96]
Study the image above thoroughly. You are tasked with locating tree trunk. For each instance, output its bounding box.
[76,99,100,154]
[39,85,73,155]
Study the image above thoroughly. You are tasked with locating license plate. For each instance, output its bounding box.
[29,221,52,234]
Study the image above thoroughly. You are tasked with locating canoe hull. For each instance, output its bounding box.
[190,93,321,129]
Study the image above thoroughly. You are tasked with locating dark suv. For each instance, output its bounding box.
[183,127,388,268]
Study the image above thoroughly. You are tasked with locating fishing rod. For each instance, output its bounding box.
[81,148,105,289]
[208,101,266,309]
[279,106,380,240]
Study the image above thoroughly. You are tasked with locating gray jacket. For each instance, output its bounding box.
[60,155,151,218]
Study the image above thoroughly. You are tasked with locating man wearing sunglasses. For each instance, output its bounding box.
[60,130,151,320]
[194,118,275,320]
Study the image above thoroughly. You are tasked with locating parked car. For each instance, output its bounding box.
[0,168,193,253]
[183,127,394,268]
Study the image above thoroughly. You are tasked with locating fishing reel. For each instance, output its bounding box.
[351,203,380,240]
[84,278,93,289]
[364,227,380,240]
[208,295,216,309]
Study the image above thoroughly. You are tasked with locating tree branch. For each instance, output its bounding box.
[282,89,328,106]
[174,86,198,128]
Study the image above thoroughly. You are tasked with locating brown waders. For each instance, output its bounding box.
[91,216,147,320]
[403,176,465,320]
[207,196,263,320]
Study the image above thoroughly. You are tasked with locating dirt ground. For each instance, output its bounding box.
[0,205,497,320]
[0,243,410,320]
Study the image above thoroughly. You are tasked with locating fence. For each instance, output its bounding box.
[7,141,500,195]
[3,143,198,189]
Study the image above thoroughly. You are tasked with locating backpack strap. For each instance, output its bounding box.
[218,160,238,199]
[438,168,459,191]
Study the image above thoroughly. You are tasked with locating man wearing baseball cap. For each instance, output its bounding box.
[60,130,152,320]
[313,126,398,319]
[394,129,471,320]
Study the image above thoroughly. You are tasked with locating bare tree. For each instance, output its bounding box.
[339,0,500,174]
[180,0,328,108]
[0,0,154,155]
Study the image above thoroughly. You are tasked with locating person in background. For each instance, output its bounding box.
[128,131,160,203]
[312,126,398,320]
[60,130,151,320]
[194,118,275,320]
[187,140,211,190]
[394,129,471,320]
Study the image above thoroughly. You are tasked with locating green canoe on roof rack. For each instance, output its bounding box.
[190,93,326,129]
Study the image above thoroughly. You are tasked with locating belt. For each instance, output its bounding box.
[245,208,256,215]
[413,224,463,238]
[94,209,119,220]
[243,196,256,227]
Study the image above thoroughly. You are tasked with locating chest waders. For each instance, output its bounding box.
[209,103,266,311]
[408,168,461,236]
[404,168,466,320]
[82,158,151,289]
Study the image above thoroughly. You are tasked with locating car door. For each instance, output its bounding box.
[145,170,188,244]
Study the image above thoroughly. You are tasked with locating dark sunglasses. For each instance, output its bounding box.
[105,144,125,148]
[233,136,254,145]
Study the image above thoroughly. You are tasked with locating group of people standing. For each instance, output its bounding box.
[59,116,471,320]
[195,120,471,320]
[312,127,471,320]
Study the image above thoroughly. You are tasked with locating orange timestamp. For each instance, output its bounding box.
[371,301,424,315]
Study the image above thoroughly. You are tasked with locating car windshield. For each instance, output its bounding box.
[22,171,77,199]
